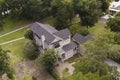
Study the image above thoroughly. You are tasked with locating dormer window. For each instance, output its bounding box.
[53,42,60,48]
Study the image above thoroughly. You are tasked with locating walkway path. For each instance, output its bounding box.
[0,37,24,45]
[106,59,120,72]
[0,24,31,38]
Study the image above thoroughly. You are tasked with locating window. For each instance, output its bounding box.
[53,42,60,48]
[62,53,65,59]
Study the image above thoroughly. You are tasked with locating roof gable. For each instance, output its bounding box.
[31,22,56,44]
[72,33,84,44]
[72,33,93,44]
[53,28,71,40]
[62,42,77,52]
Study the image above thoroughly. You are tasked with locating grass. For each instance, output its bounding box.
[89,23,106,37]
[1,39,27,64]
[41,17,55,26]
[0,27,28,43]
[0,17,30,35]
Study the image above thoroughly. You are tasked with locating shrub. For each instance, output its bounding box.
[24,29,34,40]
[23,41,39,60]
[114,33,120,44]
[79,28,89,36]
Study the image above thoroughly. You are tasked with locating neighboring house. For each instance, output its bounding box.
[109,0,120,16]
[101,0,120,22]
[31,22,92,61]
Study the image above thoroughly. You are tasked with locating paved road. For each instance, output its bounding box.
[106,59,120,72]
[0,24,31,38]
[0,37,24,45]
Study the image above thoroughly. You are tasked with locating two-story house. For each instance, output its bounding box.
[31,22,92,61]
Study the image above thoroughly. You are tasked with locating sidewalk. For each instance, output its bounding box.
[0,37,24,45]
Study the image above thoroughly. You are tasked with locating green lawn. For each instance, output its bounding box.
[1,39,27,64]
[41,17,55,26]
[0,27,28,43]
[0,17,30,35]
[89,23,106,37]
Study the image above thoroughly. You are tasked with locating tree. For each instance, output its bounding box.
[107,17,120,32]
[114,32,120,44]
[24,29,34,40]
[84,30,120,60]
[99,0,110,12]
[74,0,101,27]
[38,49,58,72]
[4,0,53,20]
[0,3,3,29]
[63,72,113,80]
[70,24,80,35]
[23,41,39,60]
[70,24,89,36]
[65,2,75,24]
[53,0,75,30]
[54,1,69,30]
[74,54,120,79]
[0,47,14,79]
[72,0,80,14]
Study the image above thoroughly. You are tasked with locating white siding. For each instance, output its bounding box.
[64,50,74,60]
[44,42,49,49]
[34,35,42,46]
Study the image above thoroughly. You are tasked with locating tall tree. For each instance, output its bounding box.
[0,47,14,79]
[54,1,69,30]
[107,17,120,32]
[0,2,3,29]
[99,0,110,12]
[74,0,101,27]
[38,49,58,72]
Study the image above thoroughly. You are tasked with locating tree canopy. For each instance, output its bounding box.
[107,17,120,32]
[73,0,101,27]
[38,49,58,72]
[0,47,14,79]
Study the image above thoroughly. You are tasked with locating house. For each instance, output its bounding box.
[101,0,120,22]
[109,0,120,16]
[31,22,92,61]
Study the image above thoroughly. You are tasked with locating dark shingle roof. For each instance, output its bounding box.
[62,42,77,52]
[72,33,84,44]
[72,33,93,45]
[31,22,56,44]
[53,28,71,40]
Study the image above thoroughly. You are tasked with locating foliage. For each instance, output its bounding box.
[63,72,113,80]
[74,54,120,80]
[24,29,34,40]
[85,30,120,60]
[54,0,74,30]
[0,3,3,29]
[115,0,119,2]
[99,0,110,12]
[3,0,53,20]
[0,47,14,79]
[79,28,89,36]
[69,24,80,35]
[73,0,101,27]
[107,17,120,32]
[70,24,89,36]
[114,32,120,44]
[38,49,58,72]
[23,41,39,60]
[50,71,61,80]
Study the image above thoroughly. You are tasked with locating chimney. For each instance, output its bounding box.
[41,35,45,49]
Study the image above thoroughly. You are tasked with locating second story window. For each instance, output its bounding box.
[53,42,60,48]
